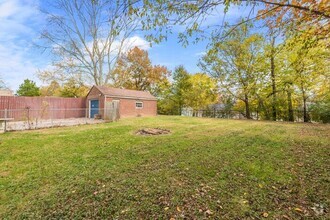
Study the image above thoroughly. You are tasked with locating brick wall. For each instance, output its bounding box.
[105,97,157,117]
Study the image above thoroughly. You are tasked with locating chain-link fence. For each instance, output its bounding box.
[181,109,242,119]
[180,108,316,122]
[0,108,105,132]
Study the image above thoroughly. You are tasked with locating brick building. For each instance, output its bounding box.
[86,86,157,119]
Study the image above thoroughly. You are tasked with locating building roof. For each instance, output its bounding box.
[0,89,13,96]
[94,86,157,100]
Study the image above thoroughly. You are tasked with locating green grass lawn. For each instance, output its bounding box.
[0,116,329,219]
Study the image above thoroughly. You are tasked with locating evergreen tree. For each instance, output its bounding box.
[16,79,40,96]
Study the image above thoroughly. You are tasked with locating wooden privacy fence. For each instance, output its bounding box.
[0,96,87,121]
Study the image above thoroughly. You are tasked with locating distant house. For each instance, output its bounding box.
[86,86,157,119]
[0,89,13,96]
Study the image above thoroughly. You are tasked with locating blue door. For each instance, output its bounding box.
[90,100,99,118]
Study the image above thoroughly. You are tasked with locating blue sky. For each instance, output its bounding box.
[0,0,254,91]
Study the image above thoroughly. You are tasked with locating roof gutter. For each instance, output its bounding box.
[104,95,157,101]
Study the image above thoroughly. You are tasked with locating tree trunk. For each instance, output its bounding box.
[179,101,182,115]
[303,96,309,122]
[245,94,251,119]
[270,36,277,121]
[287,89,294,122]
[300,83,309,122]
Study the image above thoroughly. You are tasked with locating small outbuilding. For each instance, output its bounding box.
[86,86,157,119]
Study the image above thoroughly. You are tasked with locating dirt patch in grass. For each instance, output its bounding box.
[136,128,171,135]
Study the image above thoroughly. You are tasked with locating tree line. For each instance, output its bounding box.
[199,23,329,123]
[156,22,329,123]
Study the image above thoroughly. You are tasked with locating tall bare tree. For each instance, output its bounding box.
[0,77,7,89]
[39,0,140,86]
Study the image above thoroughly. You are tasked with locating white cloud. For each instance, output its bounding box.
[0,0,45,91]
[122,35,150,51]
[86,35,150,55]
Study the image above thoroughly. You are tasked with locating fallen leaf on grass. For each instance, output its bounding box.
[164,207,169,211]
[205,209,213,215]
[262,212,268,218]
[242,199,249,204]
[177,206,181,212]
[282,215,291,220]
[311,203,325,215]
[120,208,129,213]
[294,207,303,212]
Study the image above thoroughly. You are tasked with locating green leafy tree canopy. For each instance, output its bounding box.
[16,79,41,97]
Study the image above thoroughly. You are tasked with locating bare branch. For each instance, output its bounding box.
[39,0,141,86]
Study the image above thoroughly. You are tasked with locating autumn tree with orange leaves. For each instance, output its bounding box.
[113,47,170,95]
[258,0,329,41]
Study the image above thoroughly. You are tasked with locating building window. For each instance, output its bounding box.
[136,101,143,109]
